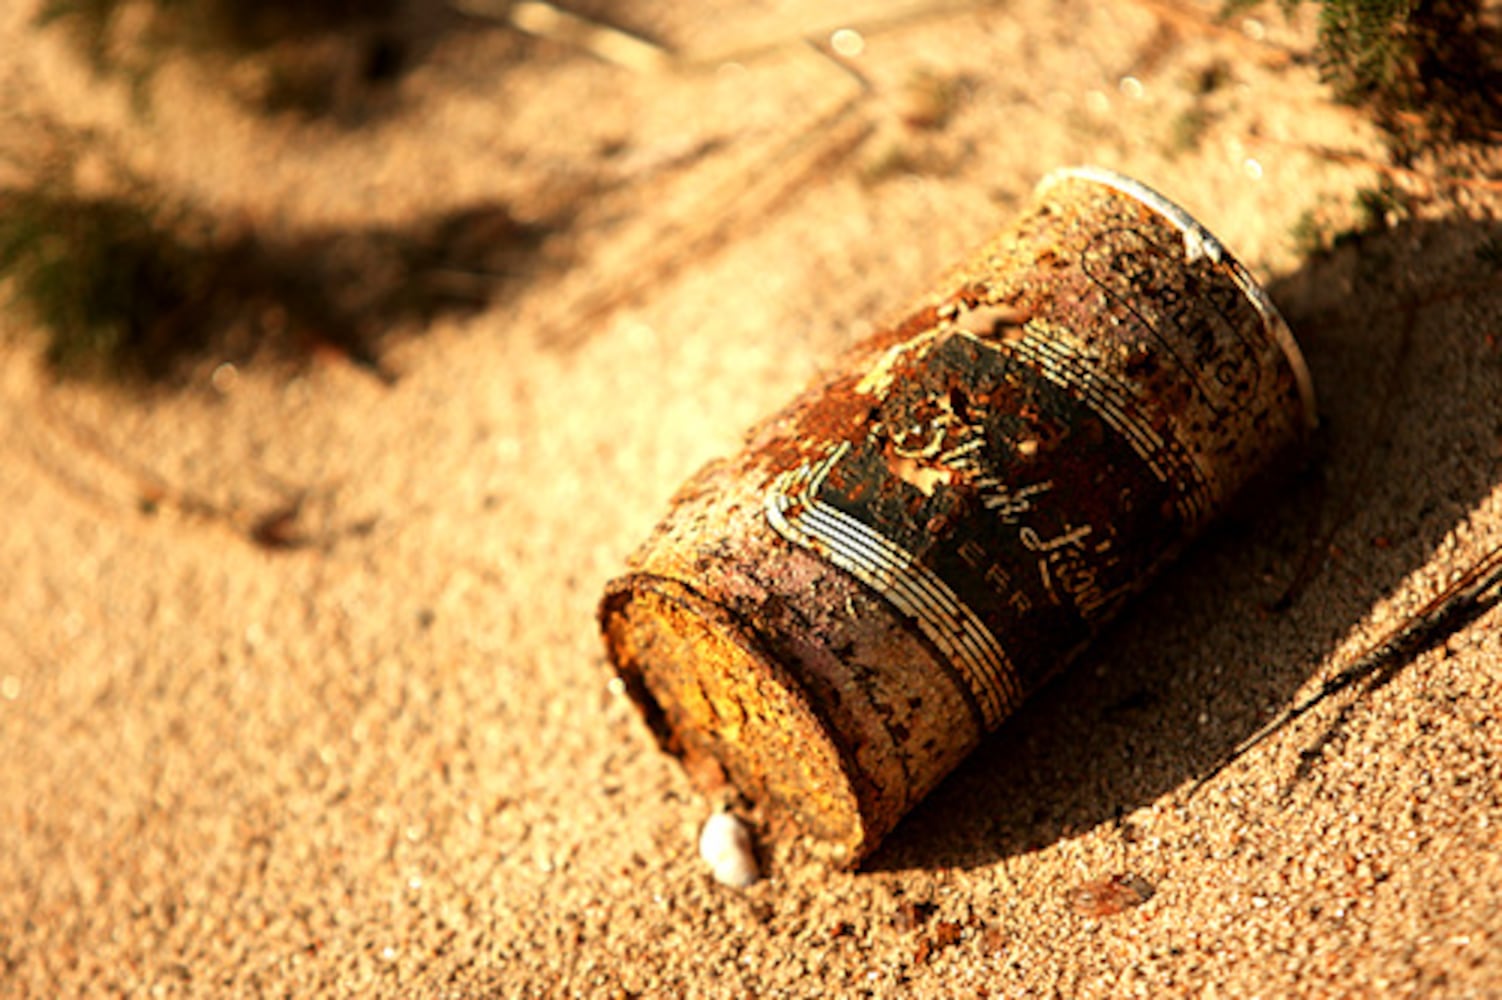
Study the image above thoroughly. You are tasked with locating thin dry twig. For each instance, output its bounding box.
[1272,261,1502,610]
[1189,542,1502,798]
[1192,262,1502,795]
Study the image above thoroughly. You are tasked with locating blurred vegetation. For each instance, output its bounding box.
[36,0,453,118]
[1230,0,1502,138]
[0,155,565,383]
[14,0,1499,384]
[1290,180,1413,259]
[39,0,398,54]
[0,183,203,377]
[5,0,566,384]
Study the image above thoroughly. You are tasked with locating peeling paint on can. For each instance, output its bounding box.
[600,167,1316,866]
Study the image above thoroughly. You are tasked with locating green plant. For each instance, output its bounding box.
[0,185,205,377]
[1227,0,1502,136]
[0,171,560,382]
[1290,207,1334,259]
[37,0,407,117]
[1352,180,1409,232]
[1167,106,1214,157]
[1287,182,1410,259]
[38,0,397,57]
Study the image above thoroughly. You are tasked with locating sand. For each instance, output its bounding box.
[2,0,1500,995]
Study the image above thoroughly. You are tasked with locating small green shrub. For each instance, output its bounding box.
[0,175,559,382]
[0,185,205,377]
[1229,0,1501,136]
[37,0,407,117]
[37,0,397,58]
[1287,181,1410,259]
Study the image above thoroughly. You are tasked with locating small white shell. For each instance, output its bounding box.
[698,811,759,888]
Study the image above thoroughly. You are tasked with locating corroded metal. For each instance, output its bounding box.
[600,167,1316,866]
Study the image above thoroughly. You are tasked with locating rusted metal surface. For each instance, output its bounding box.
[600,168,1317,867]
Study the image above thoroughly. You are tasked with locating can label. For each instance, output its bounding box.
[768,320,1187,729]
[763,173,1297,732]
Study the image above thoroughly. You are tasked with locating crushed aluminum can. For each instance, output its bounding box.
[599,166,1317,866]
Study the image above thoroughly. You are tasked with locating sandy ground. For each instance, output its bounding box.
[2,0,1501,995]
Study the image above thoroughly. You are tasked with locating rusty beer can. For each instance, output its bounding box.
[600,167,1316,865]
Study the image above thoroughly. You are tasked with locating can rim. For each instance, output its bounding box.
[1037,166,1318,430]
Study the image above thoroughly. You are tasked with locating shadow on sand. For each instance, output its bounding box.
[33,0,562,123]
[0,186,569,384]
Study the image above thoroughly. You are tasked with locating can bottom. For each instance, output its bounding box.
[601,577,866,861]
